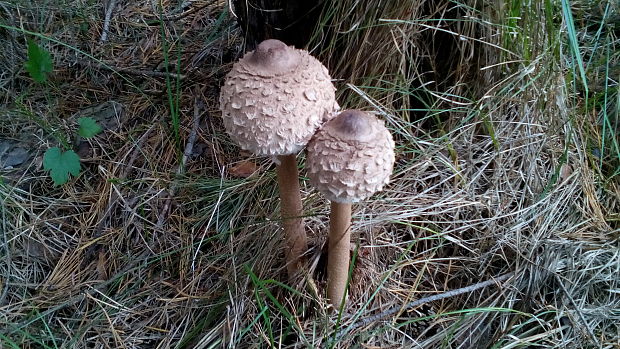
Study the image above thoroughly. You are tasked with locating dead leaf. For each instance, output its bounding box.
[97,250,108,280]
[560,163,572,182]
[229,160,259,178]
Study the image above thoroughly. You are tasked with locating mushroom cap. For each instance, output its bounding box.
[219,39,339,157]
[306,110,395,203]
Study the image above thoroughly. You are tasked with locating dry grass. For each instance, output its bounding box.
[0,0,618,348]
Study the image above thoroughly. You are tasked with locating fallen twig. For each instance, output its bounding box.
[334,272,514,341]
[157,2,214,22]
[155,91,204,229]
[72,60,187,80]
[110,66,186,79]
[99,0,118,43]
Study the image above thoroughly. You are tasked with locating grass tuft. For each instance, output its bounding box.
[0,0,618,347]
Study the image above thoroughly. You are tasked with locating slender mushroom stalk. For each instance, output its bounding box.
[219,39,339,279]
[306,110,395,307]
[327,201,352,308]
[276,154,307,276]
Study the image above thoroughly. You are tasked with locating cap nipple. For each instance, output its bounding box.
[247,39,300,76]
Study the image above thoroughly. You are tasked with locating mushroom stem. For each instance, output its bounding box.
[276,154,308,279]
[327,201,352,308]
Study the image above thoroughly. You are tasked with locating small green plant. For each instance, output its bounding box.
[43,147,81,186]
[25,39,103,186]
[77,116,103,138]
[41,116,102,186]
[24,39,53,83]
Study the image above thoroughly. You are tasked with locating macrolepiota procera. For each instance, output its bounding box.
[306,110,395,308]
[219,39,339,279]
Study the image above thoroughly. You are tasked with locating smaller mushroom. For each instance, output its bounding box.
[306,110,395,308]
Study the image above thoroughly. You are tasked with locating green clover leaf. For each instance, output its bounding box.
[24,39,53,83]
[43,147,81,186]
[78,117,103,138]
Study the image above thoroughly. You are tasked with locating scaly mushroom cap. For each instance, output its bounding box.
[306,110,395,203]
[219,39,339,156]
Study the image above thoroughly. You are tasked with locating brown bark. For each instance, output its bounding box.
[231,0,325,49]
[327,201,352,308]
[275,154,308,279]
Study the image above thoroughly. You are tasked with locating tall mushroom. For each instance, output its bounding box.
[219,39,339,278]
[306,110,395,307]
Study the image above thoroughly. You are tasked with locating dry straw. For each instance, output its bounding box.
[0,0,617,348]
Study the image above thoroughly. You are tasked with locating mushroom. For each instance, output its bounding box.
[219,39,339,278]
[306,110,395,307]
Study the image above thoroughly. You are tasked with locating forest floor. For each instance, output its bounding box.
[0,0,618,348]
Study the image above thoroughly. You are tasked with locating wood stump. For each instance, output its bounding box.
[231,0,324,49]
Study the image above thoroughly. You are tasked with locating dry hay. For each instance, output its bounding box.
[0,0,618,348]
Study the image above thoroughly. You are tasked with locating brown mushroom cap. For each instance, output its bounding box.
[219,39,339,157]
[306,110,395,203]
